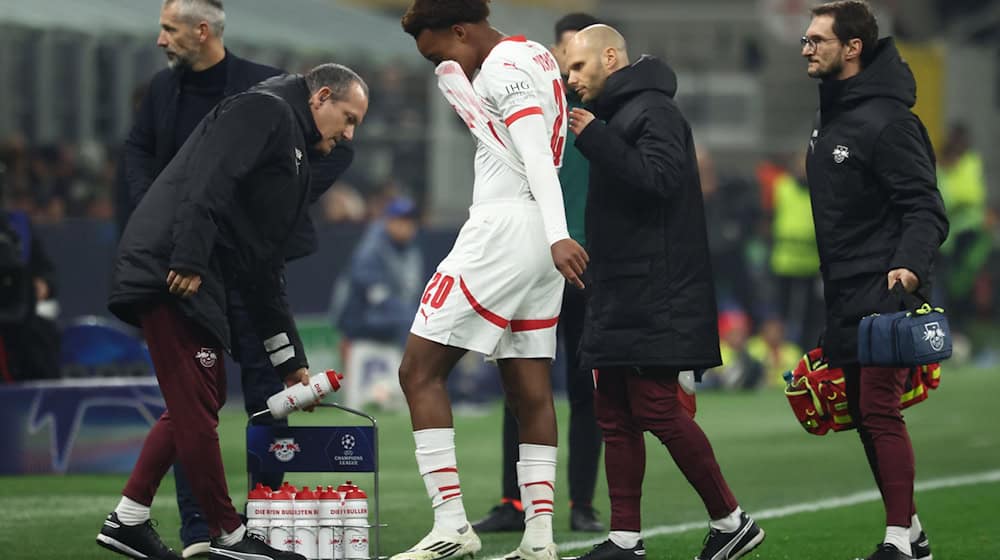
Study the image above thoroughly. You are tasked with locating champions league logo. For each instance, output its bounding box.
[341,433,356,451]
[922,322,947,352]
[269,438,301,463]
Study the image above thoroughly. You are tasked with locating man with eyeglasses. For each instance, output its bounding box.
[800,2,948,560]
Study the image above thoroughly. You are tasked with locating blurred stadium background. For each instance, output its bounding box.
[0,0,997,558]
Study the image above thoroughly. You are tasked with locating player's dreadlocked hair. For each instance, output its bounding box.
[401,0,491,38]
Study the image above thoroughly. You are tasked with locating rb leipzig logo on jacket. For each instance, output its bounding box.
[832,144,850,164]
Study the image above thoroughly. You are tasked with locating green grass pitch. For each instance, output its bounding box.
[1,366,997,559]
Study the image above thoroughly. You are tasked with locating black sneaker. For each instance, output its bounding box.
[471,501,525,532]
[96,511,182,560]
[911,531,932,560]
[696,512,765,560]
[856,543,913,560]
[570,505,605,532]
[209,532,305,560]
[573,539,645,559]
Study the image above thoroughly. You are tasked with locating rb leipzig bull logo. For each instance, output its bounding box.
[268,438,301,463]
[922,322,947,352]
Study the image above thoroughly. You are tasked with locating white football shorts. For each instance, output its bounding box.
[410,200,565,360]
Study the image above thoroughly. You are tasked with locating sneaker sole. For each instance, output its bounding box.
[207,546,275,560]
[729,528,765,560]
[96,534,151,559]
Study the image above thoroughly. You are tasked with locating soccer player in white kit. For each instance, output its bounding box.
[394,1,589,559]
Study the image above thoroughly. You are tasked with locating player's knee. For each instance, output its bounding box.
[397,355,437,397]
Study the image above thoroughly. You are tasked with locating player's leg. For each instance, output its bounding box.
[393,334,481,560]
[627,368,763,560]
[498,357,558,559]
[561,285,604,532]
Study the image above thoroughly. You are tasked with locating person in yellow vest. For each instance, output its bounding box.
[746,316,802,386]
[937,123,991,325]
[769,152,824,348]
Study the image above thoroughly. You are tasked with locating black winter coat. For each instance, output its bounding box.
[575,56,721,371]
[122,51,353,260]
[806,38,948,366]
[109,75,324,377]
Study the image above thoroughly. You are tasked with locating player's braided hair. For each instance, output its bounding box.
[401,0,491,38]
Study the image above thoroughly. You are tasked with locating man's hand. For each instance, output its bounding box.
[284,368,315,412]
[568,108,596,136]
[888,268,919,293]
[34,278,49,301]
[167,270,202,298]
[552,238,589,289]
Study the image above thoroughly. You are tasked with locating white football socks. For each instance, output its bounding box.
[114,496,150,526]
[609,530,641,549]
[709,506,743,532]
[517,444,557,550]
[909,513,923,541]
[414,428,469,533]
[218,524,246,546]
[884,526,912,555]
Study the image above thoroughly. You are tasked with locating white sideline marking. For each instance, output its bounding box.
[485,469,1000,559]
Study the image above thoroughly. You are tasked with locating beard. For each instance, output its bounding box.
[808,55,844,80]
[165,50,193,71]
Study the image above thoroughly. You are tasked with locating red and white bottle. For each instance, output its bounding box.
[294,486,320,560]
[318,485,341,560]
[246,483,272,543]
[334,482,358,559]
[268,487,295,552]
[266,370,344,419]
[342,487,369,560]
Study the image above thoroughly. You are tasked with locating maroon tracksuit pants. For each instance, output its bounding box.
[594,368,738,531]
[122,302,242,536]
[845,365,917,527]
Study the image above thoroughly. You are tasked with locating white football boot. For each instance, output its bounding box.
[502,542,558,560]
[390,524,482,560]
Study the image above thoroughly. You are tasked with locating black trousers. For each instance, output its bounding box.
[501,284,602,507]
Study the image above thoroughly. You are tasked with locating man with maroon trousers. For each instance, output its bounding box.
[801,2,948,559]
[564,24,763,560]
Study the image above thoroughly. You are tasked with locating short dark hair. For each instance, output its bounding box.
[401,0,490,38]
[305,64,369,101]
[554,13,602,43]
[811,0,879,66]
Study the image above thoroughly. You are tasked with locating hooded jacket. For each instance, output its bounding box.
[574,55,721,371]
[806,38,948,365]
[109,74,323,378]
[121,50,353,260]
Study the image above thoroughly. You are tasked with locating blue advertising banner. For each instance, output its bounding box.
[0,379,164,474]
[247,425,377,474]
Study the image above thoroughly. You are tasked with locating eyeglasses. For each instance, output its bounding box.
[800,35,839,52]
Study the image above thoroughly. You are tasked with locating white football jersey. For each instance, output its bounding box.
[471,36,568,204]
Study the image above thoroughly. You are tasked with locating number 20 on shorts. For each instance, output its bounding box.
[422,273,455,309]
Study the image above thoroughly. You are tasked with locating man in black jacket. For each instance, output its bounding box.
[122,1,355,555]
[565,25,764,560]
[96,64,369,560]
[801,3,948,560]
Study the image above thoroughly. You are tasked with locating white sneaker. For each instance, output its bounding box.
[503,543,558,559]
[391,524,482,560]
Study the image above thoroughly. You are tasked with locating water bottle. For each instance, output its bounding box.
[334,482,358,559]
[269,488,295,552]
[266,370,344,419]
[294,486,320,560]
[318,486,341,560]
[246,483,272,542]
[342,487,369,560]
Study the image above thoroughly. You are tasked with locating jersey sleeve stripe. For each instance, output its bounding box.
[503,106,543,127]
